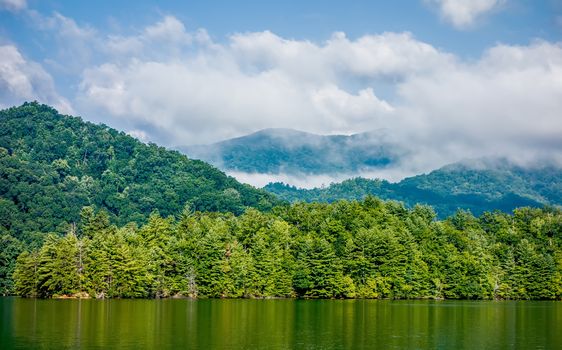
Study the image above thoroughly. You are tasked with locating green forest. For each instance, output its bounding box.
[0,102,278,239]
[265,163,562,218]
[11,200,562,300]
[0,102,278,295]
[1,103,561,300]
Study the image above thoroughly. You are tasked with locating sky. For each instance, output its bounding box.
[1,0,562,185]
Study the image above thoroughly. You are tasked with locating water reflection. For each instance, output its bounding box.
[1,298,560,349]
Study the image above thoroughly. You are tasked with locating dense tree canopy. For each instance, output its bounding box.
[12,200,562,300]
[265,160,561,218]
[0,102,279,242]
[0,102,280,295]
[2,103,561,300]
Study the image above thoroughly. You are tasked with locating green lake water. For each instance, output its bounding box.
[1,298,560,349]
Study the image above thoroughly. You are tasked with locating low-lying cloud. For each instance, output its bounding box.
[228,166,421,189]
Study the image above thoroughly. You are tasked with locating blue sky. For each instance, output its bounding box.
[1,0,561,184]
[3,1,561,59]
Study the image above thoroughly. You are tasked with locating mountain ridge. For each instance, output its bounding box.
[180,127,401,175]
[264,159,562,218]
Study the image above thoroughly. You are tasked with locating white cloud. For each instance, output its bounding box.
[229,31,454,82]
[227,171,347,189]
[143,15,191,44]
[77,24,461,145]
[0,45,73,113]
[69,15,562,180]
[324,31,454,77]
[394,40,562,170]
[228,168,412,189]
[0,0,26,12]
[10,13,561,183]
[78,32,415,144]
[425,0,506,29]
[311,86,394,129]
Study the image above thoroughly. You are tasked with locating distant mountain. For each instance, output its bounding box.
[181,128,402,174]
[0,102,279,242]
[264,159,562,217]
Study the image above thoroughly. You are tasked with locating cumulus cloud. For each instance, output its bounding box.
[67,15,562,181]
[229,31,454,82]
[0,44,73,113]
[0,0,26,12]
[425,0,505,29]
[312,86,394,127]
[77,26,458,145]
[15,14,447,146]
[8,12,561,184]
[143,15,191,44]
[395,40,562,169]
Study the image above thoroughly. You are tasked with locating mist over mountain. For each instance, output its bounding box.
[264,158,562,218]
[180,128,403,175]
[180,128,562,217]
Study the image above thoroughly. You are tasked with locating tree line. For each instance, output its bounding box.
[12,198,562,300]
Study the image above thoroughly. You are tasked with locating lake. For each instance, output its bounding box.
[1,298,560,349]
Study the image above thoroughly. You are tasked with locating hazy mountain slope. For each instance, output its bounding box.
[181,128,401,174]
[264,160,562,217]
[0,102,279,242]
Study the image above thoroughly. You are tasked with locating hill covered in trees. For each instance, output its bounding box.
[12,200,562,300]
[265,160,562,218]
[181,128,400,174]
[2,103,561,300]
[0,102,279,293]
[183,127,560,218]
[0,103,278,235]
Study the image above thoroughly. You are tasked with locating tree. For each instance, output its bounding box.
[0,234,23,295]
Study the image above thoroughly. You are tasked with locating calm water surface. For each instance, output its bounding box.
[1,298,560,349]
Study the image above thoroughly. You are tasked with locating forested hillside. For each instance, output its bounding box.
[265,161,562,218]
[12,199,562,300]
[182,128,398,174]
[0,103,278,235]
[2,103,561,300]
[0,103,278,294]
